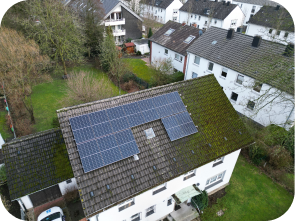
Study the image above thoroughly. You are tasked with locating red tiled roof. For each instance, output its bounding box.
[124,42,135,47]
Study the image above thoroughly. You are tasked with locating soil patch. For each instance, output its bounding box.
[66,200,85,221]
[0,184,21,219]
[208,188,227,208]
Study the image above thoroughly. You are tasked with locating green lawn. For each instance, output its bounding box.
[32,65,124,132]
[0,111,12,140]
[123,58,156,83]
[201,155,294,221]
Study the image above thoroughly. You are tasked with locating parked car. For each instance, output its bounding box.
[37,206,65,221]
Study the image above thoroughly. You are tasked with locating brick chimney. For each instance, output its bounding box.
[227,1,230,6]
[252,36,262,47]
[276,5,280,10]
[227,28,235,39]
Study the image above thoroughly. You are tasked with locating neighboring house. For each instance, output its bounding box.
[68,0,143,45]
[246,5,294,45]
[179,0,245,31]
[185,27,294,129]
[132,38,150,54]
[149,21,202,73]
[141,0,183,23]
[2,129,77,211]
[56,74,253,221]
[232,0,278,25]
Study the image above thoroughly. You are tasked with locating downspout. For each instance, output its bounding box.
[283,105,294,129]
[184,52,190,80]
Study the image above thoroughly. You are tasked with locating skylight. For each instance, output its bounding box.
[184,35,196,44]
[164,28,175,36]
[144,128,155,139]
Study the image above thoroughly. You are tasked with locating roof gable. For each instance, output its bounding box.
[141,0,175,9]
[149,21,202,55]
[57,74,253,217]
[233,0,278,6]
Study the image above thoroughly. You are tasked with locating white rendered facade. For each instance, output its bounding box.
[246,23,294,45]
[17,178,77,210]
[179,5,245,31]
[141,0,183,24]
[232,1,264,25]
[150,41,186,72]
[184,53,294,129]
[88,149,241,221]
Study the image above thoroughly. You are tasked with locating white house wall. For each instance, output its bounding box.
[19,195,33,210]
[151,42,184,72]
[88,149,241,221]
[185,53,294,128]
[141,5,166,23]
[166,0,183,23]
[222,6,245,30]
[232,1,263,25]
[246,23,294,45]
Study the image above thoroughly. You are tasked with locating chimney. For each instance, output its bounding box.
[227,1,230,6]
[215,0,218,2]
[276,5,280,10]
[223,1,226,5]
[227,28,235,39]
[283,43,294,57]
[182,22,186,26]
[252,36,262,47]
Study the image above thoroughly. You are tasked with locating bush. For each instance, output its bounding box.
[282,126,294,157]
[192,190,209,211]
[248,141,268,165]
[0,165,7,186]
[136,50,142,56]
[268,145,293,170]
[63,186,79,203]
[259,124,288,147]
[126,38,132,43]
[52,117,60,128]
[170,71,184,82]
[122,72,136,83]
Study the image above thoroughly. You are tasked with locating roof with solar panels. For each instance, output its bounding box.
[57,74,254,218]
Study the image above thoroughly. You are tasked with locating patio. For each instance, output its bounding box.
[167,202,199,221]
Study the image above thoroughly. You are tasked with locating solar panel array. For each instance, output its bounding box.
[161,112,198,141]
[69,92,197,173]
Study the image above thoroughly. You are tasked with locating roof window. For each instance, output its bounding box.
[106,185,110,190]
[173,157,176,162]
[144,128,155,139]
[184,35,196,44]
[164,28,175,36]
[90,191,94,197]
[153,166,157,170]
[191,150,195,154]
[212,40,217,45]
[131,175,135,180]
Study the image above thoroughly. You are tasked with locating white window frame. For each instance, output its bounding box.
[231,19,237,26]
[253,82,263,93]
[173,9,178,14]
[220,67,228,78]
[236,74,244,85]
[164,48,168,55]
[167,197,173,206]
[230,92,238,103]
[194,56,200,65]
[183,169,196,181]
[192,72,198,79]
[208,62,214,71]
[145,205,156,217]
[118,198,135,212]
[184,35,196,44]
[251,6,256,13]
[198,15,201,21]
[175,53,183,62]
[131,212,141,221]
[247,100,256,111]
[206,171,225,186]
[152,183,167,195]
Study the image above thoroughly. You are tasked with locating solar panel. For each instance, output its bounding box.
[69,91,191,173]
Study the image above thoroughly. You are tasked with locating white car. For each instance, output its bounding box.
[37,206,65,221]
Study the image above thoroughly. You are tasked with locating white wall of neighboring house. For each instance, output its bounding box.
[232,1,263,25]
[132,42,150,54]
[88,149,241,221]
[18,178,77,210]
[166,0,184,23]
[151,42,185,72]
[0,133,4,149]
[179,5,244,31]
[184,52,295,129]
[246,23,295,45]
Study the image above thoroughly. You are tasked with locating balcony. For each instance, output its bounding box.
[105,18,125,26]
[113,29,126,36]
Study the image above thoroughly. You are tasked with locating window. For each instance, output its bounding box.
[195,15,197,19]
[152,183,167,195]
[251,6,256,13]
[250,14,254,18]
[164,28,175,36]
[240,4,243,8]
[276,30,281,36]
[205,171,225,190]
[118,198,135,212]
[213,157,224,167]
[173,9,178,14]
[205,21,207,25]
[231,19,237,26]
[191,15,193,18]
[184,35,196,44]
[66,179,72,184]
[131,213,141,221]
[183,170,196,181]
[194,56,200,65]
[230,92,238,102]
[164,48,168,55]
[198,16,201,21]
[208,62,214,71]
[285,32,289,38]
[269,29,273,34]
[155,10,157,14]
[221,68,228,78]
[144,128,155,139]
[146,205,156,217]
[214,20,217,24]
[236,74,244,85]
[253,82,263,93]
[175,54,183,62]
[192,72,198,78]
[173,17,177,21]
[247,100,255,110]
[161,9,162,12]
[167,198,172,206]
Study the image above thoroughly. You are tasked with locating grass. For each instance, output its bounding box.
[31,65,124,132]
[123,58,156,83]
[0,111,12,140]
[201,155,294,221]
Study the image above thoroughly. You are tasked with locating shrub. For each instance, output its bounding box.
[122,72,136,83]
[52,117,60,128]
[259,124,288,147]
[136,50,142,56]
[126,38,132,43]
[192,190,209,211]
[63,186,79,203]
[282,126,294,157]
[0,166,7,186]
[248,141,268,165]
[268,145,293,169]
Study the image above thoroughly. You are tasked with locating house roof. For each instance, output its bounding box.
[140,0,175,9]
[57,74,253,218]
[187,27,294,94]
[149,20,202,56]
[233,0,278,7]
[124,42,135,47]
[2,129,73,200]
[133,39,149,45]
[248,6,294,32]
[179,0,238,20]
